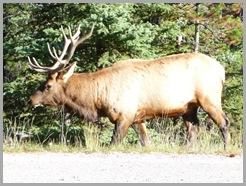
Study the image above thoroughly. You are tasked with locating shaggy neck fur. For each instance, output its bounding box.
[61,74,100,122]
[64,99,99,122]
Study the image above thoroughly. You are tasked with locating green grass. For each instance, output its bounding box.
[3,142,242,156]
[3,123,242,156]
[3,116,243,155]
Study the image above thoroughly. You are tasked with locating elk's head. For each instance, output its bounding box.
[28,24,95,107]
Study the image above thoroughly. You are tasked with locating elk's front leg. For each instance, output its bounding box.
[132,123,150,146]
[110,117,132,145]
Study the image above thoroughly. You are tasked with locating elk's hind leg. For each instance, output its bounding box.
[132,122,150,146]
[199,99,229,150]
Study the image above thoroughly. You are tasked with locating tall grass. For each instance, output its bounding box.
[83,124,101,152]
[3,115,34,146]
[3,115,243,155]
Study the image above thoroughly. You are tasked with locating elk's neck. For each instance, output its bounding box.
[64,100,99,122]
[62,74,99,122]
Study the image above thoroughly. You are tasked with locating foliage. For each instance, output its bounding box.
[3,3,243,151]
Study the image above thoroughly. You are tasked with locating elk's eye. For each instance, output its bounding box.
[46,84,52,90]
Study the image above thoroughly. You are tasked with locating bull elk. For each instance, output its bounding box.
[28,24,229,150]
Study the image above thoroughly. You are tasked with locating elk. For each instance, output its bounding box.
[28,24,229,150]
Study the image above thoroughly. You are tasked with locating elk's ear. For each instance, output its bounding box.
[62,62,77,83]
[49,72,58,80]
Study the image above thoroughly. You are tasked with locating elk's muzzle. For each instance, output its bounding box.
[30,90,43,106]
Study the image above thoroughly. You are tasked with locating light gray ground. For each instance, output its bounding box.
[3,152,243,183]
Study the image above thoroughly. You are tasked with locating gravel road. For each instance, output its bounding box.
[3,152,243,183]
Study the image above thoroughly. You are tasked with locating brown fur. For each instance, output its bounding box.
[30,52,229,149]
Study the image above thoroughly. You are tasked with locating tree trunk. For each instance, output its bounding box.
[194,4,200,53]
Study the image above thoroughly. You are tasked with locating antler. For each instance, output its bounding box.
[28,24,95,73]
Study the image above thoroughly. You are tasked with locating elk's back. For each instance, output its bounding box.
[97,53,225,116]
